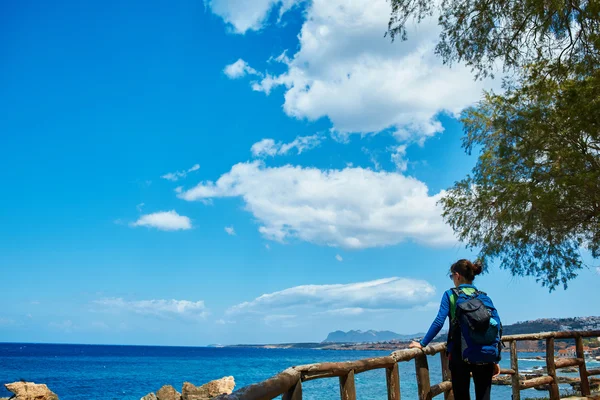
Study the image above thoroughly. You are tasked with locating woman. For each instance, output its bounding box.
[409,259,501,400]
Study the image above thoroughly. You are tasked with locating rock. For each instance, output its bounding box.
[4,382,59,400]
[156,385,181,400]
[181,377,235,400]
[141,393,158,400]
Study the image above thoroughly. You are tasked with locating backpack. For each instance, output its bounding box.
[449,287,502,364]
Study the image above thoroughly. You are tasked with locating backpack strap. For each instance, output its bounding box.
[449,288,461,322]
[449,287,482,321]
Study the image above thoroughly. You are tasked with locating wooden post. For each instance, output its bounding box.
[575,336,591,396]
[440,351,454,400]
[415,353,432,400]
[339,369,356,400]
[282,379,302,400]
[386,363,401,400]
[510,341,520,400]
[545,337,560,400]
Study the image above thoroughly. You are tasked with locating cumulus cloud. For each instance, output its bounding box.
[335,254,343,262]
[95,298,208,320]
[250,139,278,157]
[162,164,200,182]
[227,277,436,317]
[251,134,322,157]
[390,145,408,172]
[218,0,500,142]
[178,161,455,248]
[224,59,261,79]
[225,226,236,235]
[206,0,298,34]
[131,210,192,231]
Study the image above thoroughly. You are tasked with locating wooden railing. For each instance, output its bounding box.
[216,330,600,400]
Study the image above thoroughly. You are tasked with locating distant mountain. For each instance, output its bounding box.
[323,317,600,345]
[503,316,600,335]
[323,330,425,343]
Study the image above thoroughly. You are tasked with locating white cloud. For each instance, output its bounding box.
[390,145,408,172]
[95,298,208,320]
[136,203,145,212]
[220,0,500,142]
[224,59,261,79]
[225,226,236,235]
[131,210,192,231]
[161,164,200,182]
[216,319,236,325]
[362,147,381,170]
[206,0,298,34]
[178,161,455,248]
[335,254,343,262]
[227,277,436,317]
[251,135,322,158]
[250,139,278,157]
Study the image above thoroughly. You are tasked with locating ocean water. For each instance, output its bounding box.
[0,343,592,399]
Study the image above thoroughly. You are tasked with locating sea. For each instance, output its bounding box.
[0,343,596,399]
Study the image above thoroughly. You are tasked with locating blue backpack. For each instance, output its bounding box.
[449,287,502,364]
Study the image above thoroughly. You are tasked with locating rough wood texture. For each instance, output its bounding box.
[298,356,395,381]
[546,338,560,400]
[282,380,301,400]
[499,368,516,375]
[430,381,452,397]
[587,368,600,377]
[519,375,554,390]
[576,336,591,396]
[510,341,521,400]
[439,351,454,400]
[216,330,600,400]
[555,358,584,369]
[502,330,600,341]
[391,343,447,362]
[415,353,432,400]
[216,368,299,400]
[339,370,356,400]
[386,363,401,400]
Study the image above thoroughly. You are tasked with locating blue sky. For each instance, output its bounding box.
[1,0,598,346]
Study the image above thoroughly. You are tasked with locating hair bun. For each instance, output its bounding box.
[472,260,483,276]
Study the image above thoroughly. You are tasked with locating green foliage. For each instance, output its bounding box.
[388,0,600,289]
[388,0,600,79]
[441,69,600,290]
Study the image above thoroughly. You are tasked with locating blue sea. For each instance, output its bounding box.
[0,343,592,399]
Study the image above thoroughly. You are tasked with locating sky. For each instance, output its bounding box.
[1,0,599,347]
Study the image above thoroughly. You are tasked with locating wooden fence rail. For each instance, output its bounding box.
[215,330,600,400]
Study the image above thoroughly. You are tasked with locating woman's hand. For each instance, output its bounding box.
[493,363,501,377]
[409,341,423,349]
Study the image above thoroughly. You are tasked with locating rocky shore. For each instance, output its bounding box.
[0,377,235,400]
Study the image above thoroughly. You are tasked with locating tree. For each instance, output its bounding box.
[387,0,600,79]
[388,0,600,289]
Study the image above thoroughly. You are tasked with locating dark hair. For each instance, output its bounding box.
[450,259,483,282]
